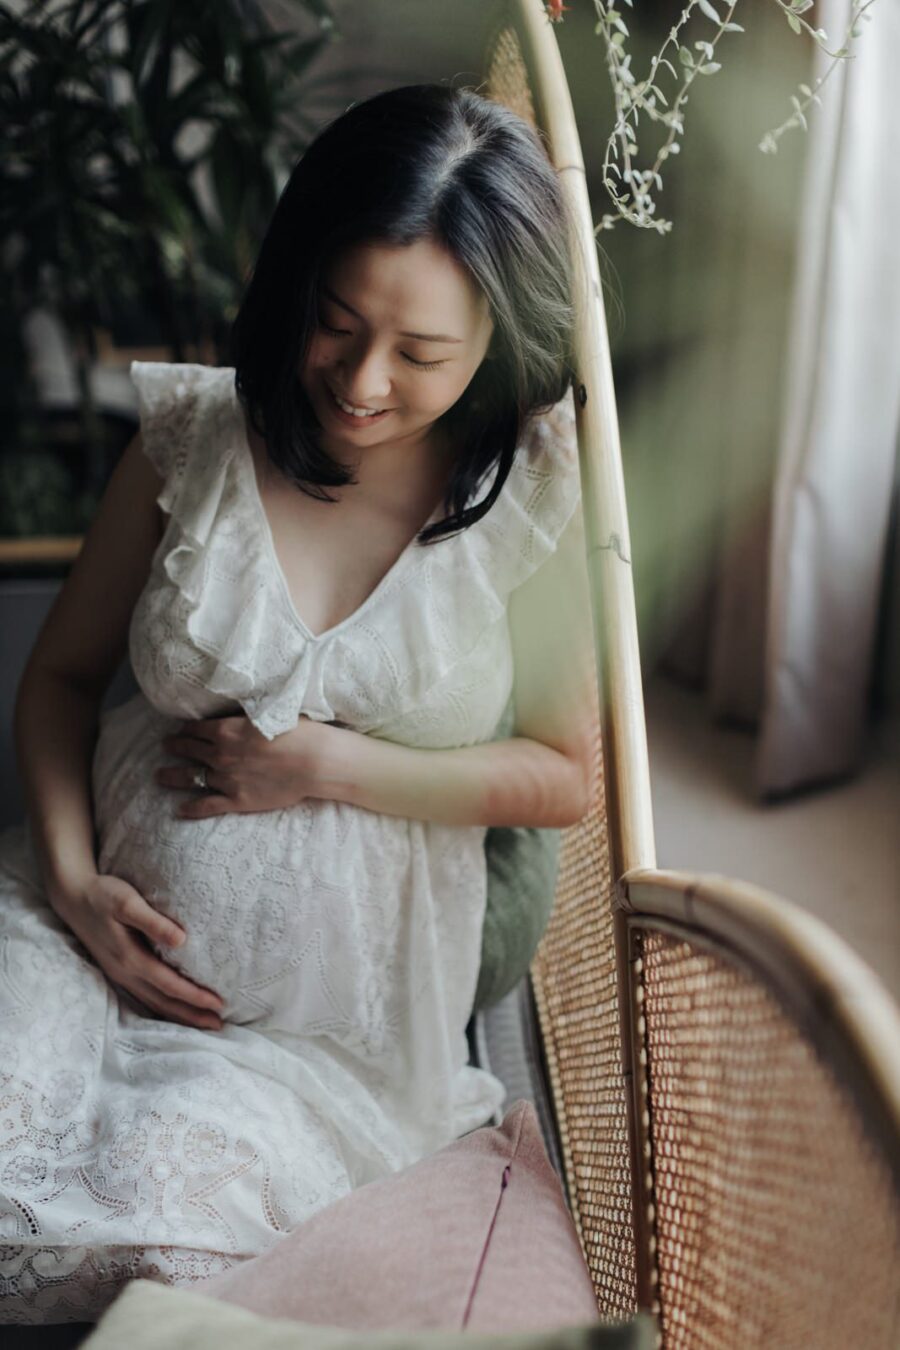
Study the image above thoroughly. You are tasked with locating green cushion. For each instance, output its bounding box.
[475,695,561,1013]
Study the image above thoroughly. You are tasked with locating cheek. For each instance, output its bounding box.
[420,367,480,411]
[440,360,487,411]
[403,379,459,419]
[301,337,330,376]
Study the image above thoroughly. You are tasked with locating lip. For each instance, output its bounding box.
[324,381,394,428]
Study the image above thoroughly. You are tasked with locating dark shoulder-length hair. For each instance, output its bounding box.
[231,82,576,544]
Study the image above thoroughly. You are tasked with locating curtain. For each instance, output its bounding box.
[756,0,900,796]
[596,0,900,800]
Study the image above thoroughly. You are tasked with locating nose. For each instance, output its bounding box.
[336,341,392,405]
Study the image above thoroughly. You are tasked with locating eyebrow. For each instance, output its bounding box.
[321,285,465,343]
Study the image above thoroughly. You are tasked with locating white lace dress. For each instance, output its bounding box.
[0,361,580,1323]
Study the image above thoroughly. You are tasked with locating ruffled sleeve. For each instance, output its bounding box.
[476,385,582,601]
[129,361,229,518]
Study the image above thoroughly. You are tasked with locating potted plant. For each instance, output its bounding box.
[0,0,340,560]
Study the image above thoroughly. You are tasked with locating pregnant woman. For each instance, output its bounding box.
[0,84,594,1322]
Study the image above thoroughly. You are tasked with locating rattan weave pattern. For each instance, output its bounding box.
[530,704,639,1320]
[640,929,900,1350]
[485,23,538,128]
[485,15,639,1320]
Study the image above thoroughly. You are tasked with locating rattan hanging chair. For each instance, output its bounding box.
[483,4,900,1347]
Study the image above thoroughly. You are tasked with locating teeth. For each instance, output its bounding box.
[332,389,383,418]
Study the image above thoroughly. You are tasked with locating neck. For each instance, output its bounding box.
[326,420,454,494]
[250,410,456,518]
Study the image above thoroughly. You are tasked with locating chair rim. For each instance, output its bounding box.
[493,0,658,886]
[487,0,659,1304]
[619,866,900,1191]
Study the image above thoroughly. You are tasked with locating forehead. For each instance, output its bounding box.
[322,238,490,336]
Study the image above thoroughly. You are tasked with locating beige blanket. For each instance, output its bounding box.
[81,1279,654,1350]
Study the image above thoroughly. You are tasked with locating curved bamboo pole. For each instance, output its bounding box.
[504,0,659,1312]
[511,0,656,883]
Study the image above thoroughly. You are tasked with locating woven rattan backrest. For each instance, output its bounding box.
[485,5,900,1347]
[638,925,900,1348]
[622,878,900,1348]
[484,0,649,1323]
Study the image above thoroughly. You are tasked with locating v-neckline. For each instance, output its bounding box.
[231,390,447,645]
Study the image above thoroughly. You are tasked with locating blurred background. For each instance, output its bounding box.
[1,0,897,990]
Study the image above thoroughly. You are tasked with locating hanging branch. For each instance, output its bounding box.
[545,0,879,233]
[759,0,877,154]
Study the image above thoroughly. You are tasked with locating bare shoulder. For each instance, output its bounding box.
[22,431,165,698]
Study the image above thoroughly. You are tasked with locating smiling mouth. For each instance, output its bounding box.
[325,383,393,419]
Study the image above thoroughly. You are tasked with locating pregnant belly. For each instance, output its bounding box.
[91,694,411,1049]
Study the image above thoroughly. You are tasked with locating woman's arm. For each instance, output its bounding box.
[315,729,587,828]
[314,506,596,828]
[14,432,225,1028]
[15,432,163,899]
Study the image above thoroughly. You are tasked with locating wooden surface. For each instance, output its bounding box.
[0,537,82,566]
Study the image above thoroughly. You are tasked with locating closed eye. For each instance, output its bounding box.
[403,354,446,371]
[318,318,447,371]
[318,319,350,336]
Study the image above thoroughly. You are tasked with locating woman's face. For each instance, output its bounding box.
[299,236,495,461]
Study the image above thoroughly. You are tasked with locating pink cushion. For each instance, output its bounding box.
[195,1099,600,1333]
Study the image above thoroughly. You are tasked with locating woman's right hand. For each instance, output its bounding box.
[50,873,225,1031]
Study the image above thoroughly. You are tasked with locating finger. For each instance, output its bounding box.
[132,945,225,1012]
[162,735,213,762]
[111,889,187,950]
[129,978,224,1031]
[155,764,218,791]
[176,794,234,820]
[176,716,240,743]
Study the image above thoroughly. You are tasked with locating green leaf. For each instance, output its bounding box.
[130,0,172,88]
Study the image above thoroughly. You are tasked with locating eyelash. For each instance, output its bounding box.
[317,320,446,371]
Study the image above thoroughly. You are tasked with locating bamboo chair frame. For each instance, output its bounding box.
[485,4,900,1346]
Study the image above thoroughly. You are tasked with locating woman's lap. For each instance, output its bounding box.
[0,827,409,1325]
[0,1241,241,1325]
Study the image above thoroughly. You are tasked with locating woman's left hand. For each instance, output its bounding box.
[156,714,329,819]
